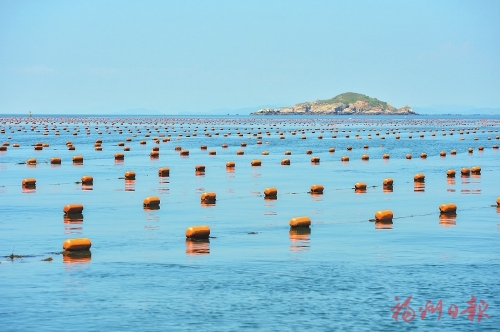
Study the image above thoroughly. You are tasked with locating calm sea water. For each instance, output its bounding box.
[1,115,499,331]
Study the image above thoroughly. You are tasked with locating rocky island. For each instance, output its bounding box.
[251,92,417,116]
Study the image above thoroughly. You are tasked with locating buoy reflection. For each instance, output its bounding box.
[186,239,210,255]
[375,220,393,230]
[439,213,457,226]
[289,227,310,252]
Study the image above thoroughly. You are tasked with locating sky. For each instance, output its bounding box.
[1,0,499,115]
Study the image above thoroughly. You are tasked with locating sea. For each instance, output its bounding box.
[1,114,499,331]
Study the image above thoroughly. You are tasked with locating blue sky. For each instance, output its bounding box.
[1,0,499,114]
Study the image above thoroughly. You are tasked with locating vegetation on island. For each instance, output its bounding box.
[317,92,388,110]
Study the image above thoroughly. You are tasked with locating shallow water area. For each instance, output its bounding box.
[1,115,499,331]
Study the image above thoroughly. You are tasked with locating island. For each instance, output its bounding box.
[251,92,417,115]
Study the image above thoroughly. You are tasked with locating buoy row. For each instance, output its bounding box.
[62,196,497,254]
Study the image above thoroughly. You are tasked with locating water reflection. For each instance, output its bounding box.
[354,188,367,194]
[382,187,393,193]
[446,178,455,186]
[186,239,210,255]
[82,184,93,191]
[439,213,457,226]
[62,250,91,264]
[200,202,216,208]
[22,188,36,194]
[64,213,84,234]
[310,193,323,202]
[144,210,159,230]
[414,182,425,192]
[158,178,169,194]
[63,213,83,224]
[125,179,135,191]
[375,220,393,230]
[289,227,310,252]
[195,171,205,177]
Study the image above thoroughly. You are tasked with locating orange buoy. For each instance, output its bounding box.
[150,151,159,157]
[329,147,335,153]
[81,175,93,185]
[72,155,83,163]
[63,204,84,215]
[361,154,369,160]
[310,184,324,194]
[201,192,216,203]
[195,165,205,172]
[289,216,311,228]
[62,238,91,251]
[125,171,136,180]
[468,147,473,153]
[281,158,290,165]
[478,146,484,151]
[347,146,352,151]
[414,173,425,182]
[341,156,349,162]
[26,158,37,165]
[180,149,189,156]
[185,225,210,239]
[236,150,244,155]
[446,169,456,178]
[284,150,291,155]
[226,161,235,168]
[406,154,412,159]
[22,178,36,188]
[420,153,427,159]
[311,156,320,164]
[496,197,500,206]
[461,167,470,176]
[383,178,393,187]
[251,159,261,166]
[50,157,61,164]
[471,166,481,175]
[114,153,124,160]
[200,145,207,150]
[382,153,390,159]
[209,150,216,155]
[264,187,278,198]
[375,210,393,221]
[439,203,457,214]
[158,167,170,177]
[306,150,312,155]
[355,182,367,191]
[440,151,446,157]
[451,150,457,155]
[143,196,160,208]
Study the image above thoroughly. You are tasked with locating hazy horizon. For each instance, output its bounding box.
[1,1,499,115]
